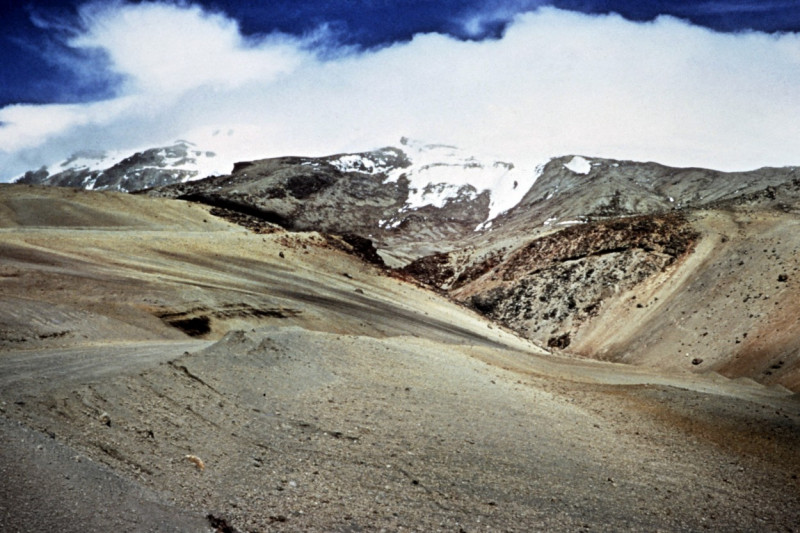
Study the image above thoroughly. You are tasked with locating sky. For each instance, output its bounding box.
[1,0,800,180]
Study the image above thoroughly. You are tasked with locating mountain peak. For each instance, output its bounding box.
[14,140,223,192]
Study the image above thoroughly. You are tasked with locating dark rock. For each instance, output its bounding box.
[548,332,571,349]
[471,287,506,315]
[338,234,385,267]
[401,252,456,288]
[207,514,237,533]
[287,172,336,199]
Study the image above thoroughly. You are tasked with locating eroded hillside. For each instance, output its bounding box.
[413,208,800,391]
[396,158,800,391]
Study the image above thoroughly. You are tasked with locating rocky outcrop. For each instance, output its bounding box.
[442,214,699,348]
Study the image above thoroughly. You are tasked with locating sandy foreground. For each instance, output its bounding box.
[0,185,798,532]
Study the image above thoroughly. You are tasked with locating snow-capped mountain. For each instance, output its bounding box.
[327,138,542,225]
[7,137,800,390]
[143,138,545,264]
[18,135,800,273]
[14,140,224,192]
[143,136,800,365]
[13,137,545,236]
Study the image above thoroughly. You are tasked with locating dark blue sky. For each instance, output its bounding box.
[2,0,800,108]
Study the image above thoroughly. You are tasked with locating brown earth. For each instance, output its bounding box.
[1,184,799,532]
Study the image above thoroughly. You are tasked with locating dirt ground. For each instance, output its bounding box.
[1,185,799,532]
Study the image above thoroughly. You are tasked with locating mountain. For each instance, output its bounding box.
[10,140,800,390]
[142,147,800,391]
[14,140,222,192]
[144,137,539,265]
[2,159,799,531]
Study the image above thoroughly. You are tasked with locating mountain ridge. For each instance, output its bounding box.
[13,140,222,193]
[10,140,800,390]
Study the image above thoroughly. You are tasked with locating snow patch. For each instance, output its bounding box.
[564,156,591,175]
[330,154,380,174]
[389,138,545,224]
[378,217,403,229]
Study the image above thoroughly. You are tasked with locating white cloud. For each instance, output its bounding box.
[0,96,139,153]
[71,2,308,93]
[2,3,800,180]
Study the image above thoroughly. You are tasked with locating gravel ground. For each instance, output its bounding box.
[1,185,798,531]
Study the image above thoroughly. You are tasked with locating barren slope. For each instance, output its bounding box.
[574,209,800,386]
[1,185,798,532]
[427,208,800,391]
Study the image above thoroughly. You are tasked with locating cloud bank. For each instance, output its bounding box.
[2,1,800,179]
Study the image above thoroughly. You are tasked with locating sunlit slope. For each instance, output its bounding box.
[0,183,231,230]
[0,184,536,353]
